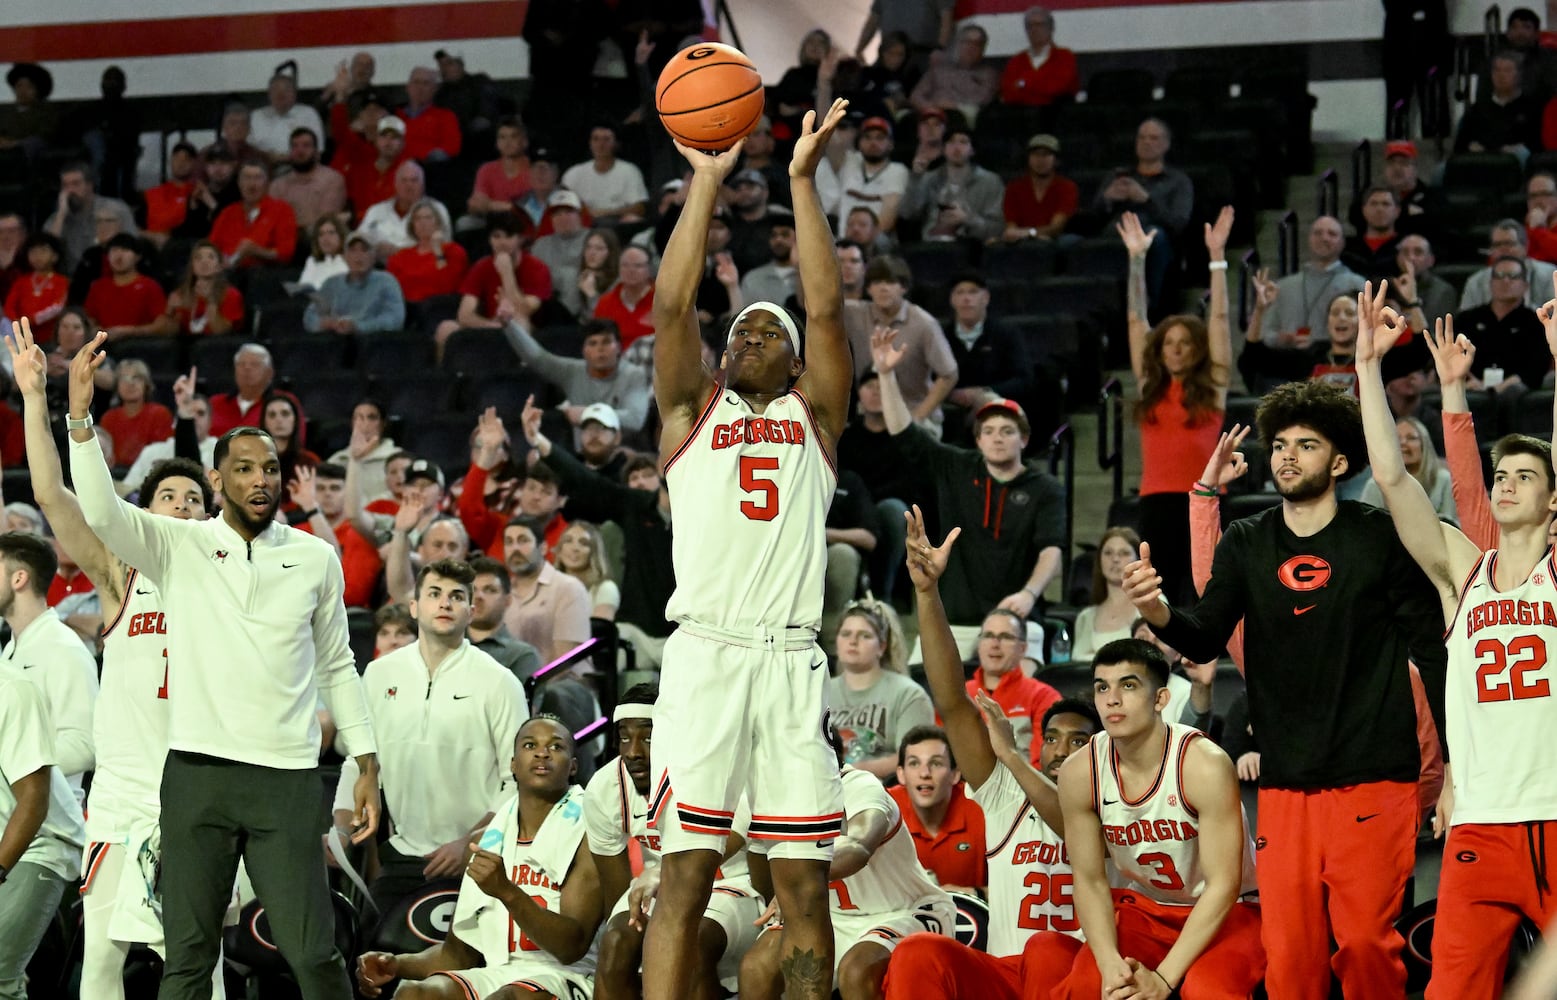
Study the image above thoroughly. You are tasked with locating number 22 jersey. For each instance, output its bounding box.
[1445,548,1557,826]
[664,388,836,632]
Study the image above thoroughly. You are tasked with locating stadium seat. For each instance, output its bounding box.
[254,298,310,341]
[378,372,457,417]
[996,313,1079,368]
[1514,389,1555,438]
[465,372,551,416]
[400,415,476,473]
[443,327,519,374]
[1061,237,1128,279]
[270,335,349,375]
[1442,153,1523,199]
[1084,68,1155,105]
[112,338,181,374]
[245,267,303,310]
[1106,493,1142,532]
[189,336,249,387]
[358,330,434,378]
[284,372,363,423]
[983,242,1058,283]
[901,241,978,289]
[1220,492,1282,527]
[1163,65,1232,105]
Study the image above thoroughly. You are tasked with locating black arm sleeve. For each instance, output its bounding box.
[1030,470,1067,552]
[1152,523,1250,663]
[174,415,200,464]
[545,446,638,523]
[890,422,967,479]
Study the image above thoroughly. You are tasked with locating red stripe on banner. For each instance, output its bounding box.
[0,2,528,63]
[957,0,1250,12]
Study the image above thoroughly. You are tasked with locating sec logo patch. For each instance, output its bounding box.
[1277,555,1331,592]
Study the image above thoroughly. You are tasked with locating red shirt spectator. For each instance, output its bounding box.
[962,668,1061,767]
[472,158,531,211]
[85,235,167,337]
[389,243,469,302]
[460,252,554,313]
[998,9,1080,106]
[5,234,69,342]
[400,68,462,161]
[888,782,987,890]
[144,141,200,236]
[172,286,245,335]
[456,463,567,558]
[209,166,299,269]
[100,404,174,468]
[332,104,411,220]
[1003,140,1079,237]
[297,518,382,608]
[0,399,23,468]
[208,344,274,438]
[47,569,94,609]
[591,245,655,347]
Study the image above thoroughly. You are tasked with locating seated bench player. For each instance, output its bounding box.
[355,716,602,1000]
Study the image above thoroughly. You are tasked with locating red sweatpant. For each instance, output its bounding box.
[1256,780,1418,1000]
[1426,820,1557,1000]
[1026,891,1265,1000]
[881,932,1081,1000]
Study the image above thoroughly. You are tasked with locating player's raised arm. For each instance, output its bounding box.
[652,137,746,441]
[1355,283,1477,606]
[905,505,997,789]
[973,690,1065,834]
[1540,272,1557,463]
[790,99,853,447]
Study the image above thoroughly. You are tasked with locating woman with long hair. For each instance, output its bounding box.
[774,29,833,137]
[1072,526,1143,662]
[152,239,243,336]
[1359,415,1458,522]
[1120,206,1234,603]
[823,599,933,780]
[387,199,469,302]
[299,214,348,290]
[562,226,620,319]
[261,391,319,492]
[555,521,620,620]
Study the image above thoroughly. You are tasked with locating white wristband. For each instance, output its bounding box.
[1208,260,1229,272]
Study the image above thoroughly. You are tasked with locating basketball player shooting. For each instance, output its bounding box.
[642,97,854,1000]
[1357,279,1557,999]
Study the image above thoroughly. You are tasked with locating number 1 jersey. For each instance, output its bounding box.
[664,388,836,632]
[1445,547,1557,826]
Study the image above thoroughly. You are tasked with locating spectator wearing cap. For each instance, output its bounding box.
[941,272,1038,438]
[1525,172,1557,264]
[3,233,69,342]
[722,168,794,273]
[83,234,166,340]
[1459,219,1557,310]
[835,117,911,237]
[514,146,564,232]
[436,212,554,351]
[529,190,590,298]
[269,127,348,230]
[386,199,469,303]
[739,217,800,308]
[575,402,629,479]
[173,142,241,240]
[434,48,501,135]
[341,111,408,222]
[1002,134,1078,242]
[561,124,648,223]
[900,124,1004,242]
[44,161,137,273]
[209,159,300,269]
[141,142,200,248]
[1094,117,1193,303]
[1341,184,1404,281]
[399,66,462,161]
[897,107,948,174]
[1456,50,1541,160]
[304,231,406,335]
[844,255,958,436]
[207,343,274,437]
[0,61,58,159]
[998,6,1079,107]
[249,71,325,160]
[908,25,998,118]
[359,161,453,262]
[591,245,655,347]
[874,342,1066,658]
[465,116,532,221]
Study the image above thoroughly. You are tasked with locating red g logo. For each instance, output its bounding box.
[1277,556,1331,592]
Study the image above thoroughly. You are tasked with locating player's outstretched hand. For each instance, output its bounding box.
[7,319,47,400]
[1433,780,1454,839]
[67,330,109,419]
[973,690,1020,763]
[1198,424,1250,492]
[673,136,747,181]
[1122,542,1169,626]
[1424,315,1475,386]
[904,504,960,593]
[356,951,399,997]
[790,98,849,179]
[466,845,515,900]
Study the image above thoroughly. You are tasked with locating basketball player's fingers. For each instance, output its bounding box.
[940,526,961,551]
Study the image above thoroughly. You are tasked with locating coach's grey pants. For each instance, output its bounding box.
[158,751,349,1000]
[0,860,67,999]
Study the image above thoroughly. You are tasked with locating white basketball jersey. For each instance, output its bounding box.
[830,768,946,916]
[87,569,171,841]
[584,756,750,881]
[973,762,1079,957]
[1445,548,1557,825]
[1091,724,1258,908]
[664,389,836,631]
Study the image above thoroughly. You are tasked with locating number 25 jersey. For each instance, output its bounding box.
[1445,548,1557,826]
[664,388,836,632]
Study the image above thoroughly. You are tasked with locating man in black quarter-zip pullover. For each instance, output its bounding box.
[876,332,1065,657]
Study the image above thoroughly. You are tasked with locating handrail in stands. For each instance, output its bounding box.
[1277,210,1299,276]
[1317,169,1339,221]
[1047,422,1076,598]
[1351,140,1371,207]
[1097,378,1125,501]
[1238,248,1259,331]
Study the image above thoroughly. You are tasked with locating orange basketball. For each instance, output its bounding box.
[655,43,766,152]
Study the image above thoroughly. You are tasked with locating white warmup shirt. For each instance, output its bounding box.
[70,436,376,768]
[0,670,86,879]
[2,607,99,802]
[335,639,527,856]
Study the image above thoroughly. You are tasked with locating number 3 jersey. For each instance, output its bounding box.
[974,760,1080,957]
[1090,724,1258,908]
[89,568,171,841]
[664,388,836,632]
[1445,548,1557,826]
